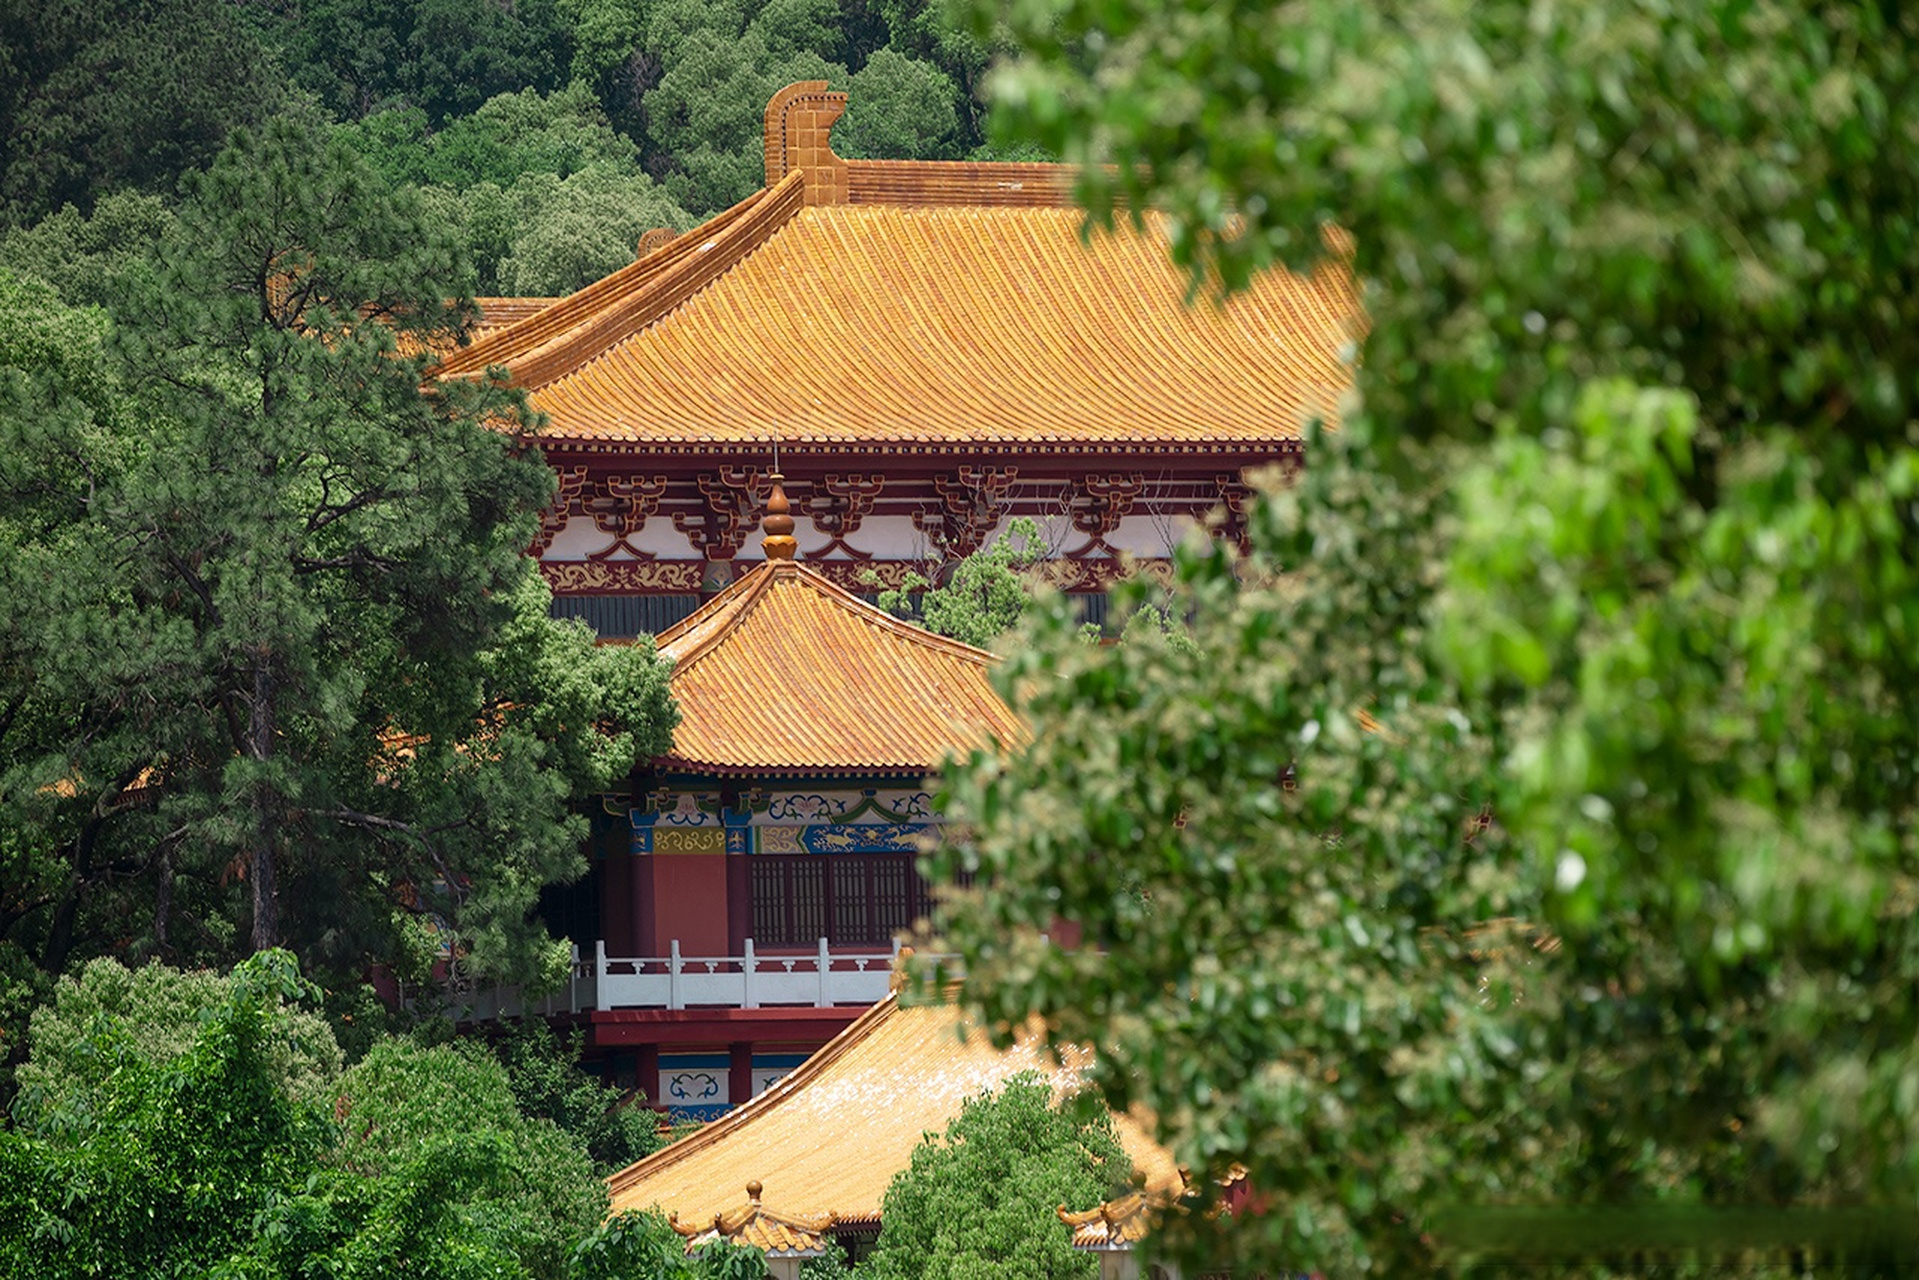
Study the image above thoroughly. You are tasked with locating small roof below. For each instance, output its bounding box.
[653,559,1024,776]
[605,994,1182,1226]
[1060,1192,1154,1251]
[671,1184,834,1257]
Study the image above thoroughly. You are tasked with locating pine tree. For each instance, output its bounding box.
[0,117,675,993]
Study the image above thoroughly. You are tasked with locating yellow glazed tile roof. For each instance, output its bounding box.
[474,296,558,338]
[435,84,1362,450]
[605,994,1181,1225]
[653,559,1025,775]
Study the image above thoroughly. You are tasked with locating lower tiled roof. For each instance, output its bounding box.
[604,994,1181,1225]
[1060,1192,1154,1249]
[671,1188,834,1256]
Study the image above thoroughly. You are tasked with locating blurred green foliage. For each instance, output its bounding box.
[931,0,1919,1273]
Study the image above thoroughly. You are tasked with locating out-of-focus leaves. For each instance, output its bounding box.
[942,0,1919,1272]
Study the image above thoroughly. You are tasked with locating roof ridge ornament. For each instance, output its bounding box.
[670,1180,837,1269]
[762,460,798,561]
[763,81,849,205]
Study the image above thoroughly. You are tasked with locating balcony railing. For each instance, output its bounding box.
[443,938,905,1021]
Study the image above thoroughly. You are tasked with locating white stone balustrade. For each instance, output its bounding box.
[445,939,907,1021]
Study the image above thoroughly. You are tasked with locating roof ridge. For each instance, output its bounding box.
[604,993,908,1198]
[844,158,1078,209]
[653,562,781,666]
[437,212,737,376]
[435,173,805,386]
[513,170,807,392]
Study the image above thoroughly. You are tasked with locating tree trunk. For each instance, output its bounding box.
[42,820,100,974]
[42,872,81,976]
[153,842,173,956]
[248,654,279,953]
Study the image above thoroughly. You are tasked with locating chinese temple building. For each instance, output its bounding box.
[474,478,1024,1116]
[606,988,1182,1249]
[442,80,1359,1125]
[445,81,1361,639]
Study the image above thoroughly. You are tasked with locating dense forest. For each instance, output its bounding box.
[10,0,1919,1274]
[0,0,1029,300]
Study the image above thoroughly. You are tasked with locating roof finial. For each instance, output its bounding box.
[762,462,797,561]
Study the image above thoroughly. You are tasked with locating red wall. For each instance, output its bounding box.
[649,854,730,956]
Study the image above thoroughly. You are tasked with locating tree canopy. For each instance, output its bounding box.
[0,0,1024,238]
[0,116,676,1057]
[0,952,710,1280]
[873,517,1047,648]
[865,1073,1132,1280]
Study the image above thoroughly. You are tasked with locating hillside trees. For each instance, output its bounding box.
[0,0,1005,245]
[0,192,173,308]
[639,4,847,213]
[0,0,284,223]
[0,117,675,1009]
[837,48,961,160]
[934,0,1919,1272]
[280,0,572,126]
[342,86,694,294]
[0,952,673,1280]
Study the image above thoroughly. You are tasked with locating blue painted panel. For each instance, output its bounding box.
[798,823,933,854]
[658,1054,731,1069]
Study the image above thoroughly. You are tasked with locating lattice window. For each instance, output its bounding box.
[750,855,930,946]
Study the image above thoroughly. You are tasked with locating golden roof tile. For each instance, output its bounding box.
[435,84,1362,452]
[473,296,559,338]
[652,559,1025,775]
[605,995,1182,1225]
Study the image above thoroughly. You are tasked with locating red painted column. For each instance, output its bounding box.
[723,782,749,954]
[729,1041,753,1108]
[726,853,749,953]
[601,843,631,955]
[636,1044,661,1109]
[632,853,656,957]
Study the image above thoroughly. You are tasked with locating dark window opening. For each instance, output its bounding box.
[549,594,701,637]
[536,808,616,950]
[750,854,933,947]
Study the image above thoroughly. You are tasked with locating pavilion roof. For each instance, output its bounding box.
[670,1184,834,1257]
[605,993,1182,1226]
[437,84,1361,455]
[1060,1191,1155,1250]
[652,557,1024,775]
